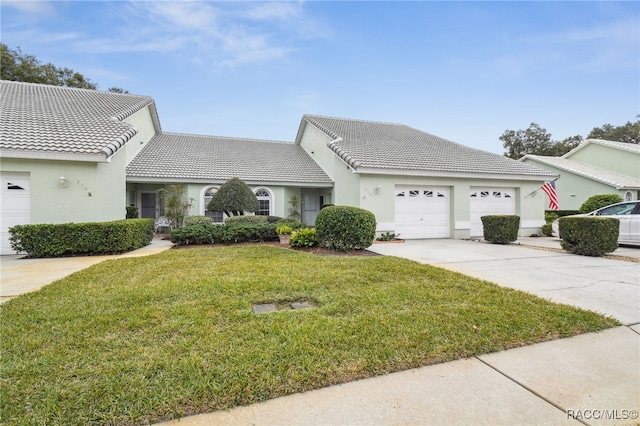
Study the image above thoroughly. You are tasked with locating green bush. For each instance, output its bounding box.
[224,215,268,224]
[579,194,623,214]
[559,216,619,256]
[289,228,318,248]
[544,211,559,223]
[541,222,553,237]
[9,219,154,258]
[546,210,580,218]
[126,206,139,219]
[315,206,376,251]
[481,215,520,244]
[184,216,212,226]
[170,223,278,245]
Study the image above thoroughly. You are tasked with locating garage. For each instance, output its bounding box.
[395,186,450,239]
[470,187,516,237]
[1,172,31,255]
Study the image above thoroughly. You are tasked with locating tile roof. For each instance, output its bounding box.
[0,80,159,159]
[563,138,640,157]
[298,114,557,178]
[126,133,333,184]
[521,155,640,189]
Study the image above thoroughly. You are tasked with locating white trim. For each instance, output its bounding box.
[0,150,109,163]
[455,221,471,230]
[352,166,558,181]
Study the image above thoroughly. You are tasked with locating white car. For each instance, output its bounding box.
[552,201,640,246]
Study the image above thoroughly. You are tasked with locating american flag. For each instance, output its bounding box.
[541,181,559,210]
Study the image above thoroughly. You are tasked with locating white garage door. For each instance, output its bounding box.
[395,186,450,239]
[470,187,515,237]
[1,172,31,255]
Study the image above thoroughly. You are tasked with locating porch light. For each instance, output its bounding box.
[375,185,381,194]
[58,175,68,188]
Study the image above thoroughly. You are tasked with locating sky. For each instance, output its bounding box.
[1,1,638,154]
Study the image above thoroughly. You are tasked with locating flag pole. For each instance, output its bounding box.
[524,178,559,198]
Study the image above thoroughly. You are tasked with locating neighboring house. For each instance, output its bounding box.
[1,81,558,254]
[0,81,161,254]
[521,139,640,211]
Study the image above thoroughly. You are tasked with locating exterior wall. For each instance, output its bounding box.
[522,158,628,210]
[298,123,359,205]
[122,106,159,164]
[359,173,545,239]
[567,144,640,179]
[1,157,125,224]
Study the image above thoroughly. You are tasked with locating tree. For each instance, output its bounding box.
[108,87,130,94]
[588,121,640,144]
[501,123,582,159]
[207,177,259,217]
[158,185,194,228]
[1,43,97,89]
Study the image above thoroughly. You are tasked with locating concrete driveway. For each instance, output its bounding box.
[368,237,640,325]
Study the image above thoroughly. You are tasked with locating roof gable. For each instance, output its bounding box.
[0,81,160,161]
[297,114,557,178]
[521,155,640,189]
[563,139,640,158]
[126,133,332,185]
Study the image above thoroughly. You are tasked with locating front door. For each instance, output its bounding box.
[302,193,320,226]
[140,192,157,219]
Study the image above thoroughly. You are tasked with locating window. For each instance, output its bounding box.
[203,187,224,223]
[254,188,272,216]
[396,191,405,197]
[624,191,633,202]
[409,190,419,197]
[7,182,25,190]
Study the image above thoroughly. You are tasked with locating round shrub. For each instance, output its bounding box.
[559,216,619,256]
[541,222,553,237]
[579,194,622,214]
[481,215,520,244]
[315,206,376,251]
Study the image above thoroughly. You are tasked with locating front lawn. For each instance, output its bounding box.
[0,246,618,425]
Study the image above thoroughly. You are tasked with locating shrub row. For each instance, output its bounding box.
[481,215,520,244]
[9,219,154,258]
[559,216,619,257]
[170,223,279,245]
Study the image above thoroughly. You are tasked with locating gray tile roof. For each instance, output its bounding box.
[126,133,333,184]
[298,114,558,178]
[0,80,159,159]
[521,155,640,189]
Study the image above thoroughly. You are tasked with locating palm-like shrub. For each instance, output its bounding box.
[207,177,259,217]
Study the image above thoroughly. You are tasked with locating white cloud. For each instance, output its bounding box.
[1,0,53,14]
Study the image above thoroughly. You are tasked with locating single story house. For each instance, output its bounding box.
[521,139,640,211]
[1,81,558,254]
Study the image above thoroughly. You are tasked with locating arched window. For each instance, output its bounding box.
[254,188,272,216]
[624,191,633,202]
[203,186,224,223]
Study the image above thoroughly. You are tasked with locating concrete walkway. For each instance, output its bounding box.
[2,236,638,425]
[0,237,174,303]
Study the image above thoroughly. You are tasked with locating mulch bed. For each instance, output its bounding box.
[168,239,379,257]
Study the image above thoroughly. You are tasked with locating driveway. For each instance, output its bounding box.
[368,238,640,325]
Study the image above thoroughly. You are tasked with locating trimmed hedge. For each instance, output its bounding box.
[315,206,376,251]
[170,223,279,245]
[9,219,154,258]
[545,210,580,218]
[184,216,213,226]
[559,216,619,256]
[481,215,520,244]
[579,194,623,214]
[224,215,268,224]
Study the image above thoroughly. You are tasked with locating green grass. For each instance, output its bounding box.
[0,246,619,425]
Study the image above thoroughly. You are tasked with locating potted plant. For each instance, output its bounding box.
[276,224,293,245]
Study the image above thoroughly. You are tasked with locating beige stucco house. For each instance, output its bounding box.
[1,81,558,254]
[521,140,640,211]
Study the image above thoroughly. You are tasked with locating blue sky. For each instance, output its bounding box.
[2,1,638,154]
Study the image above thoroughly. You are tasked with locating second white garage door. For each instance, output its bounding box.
[395,186,450,239]
[469,187,516,237]
[1,172,31,255]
